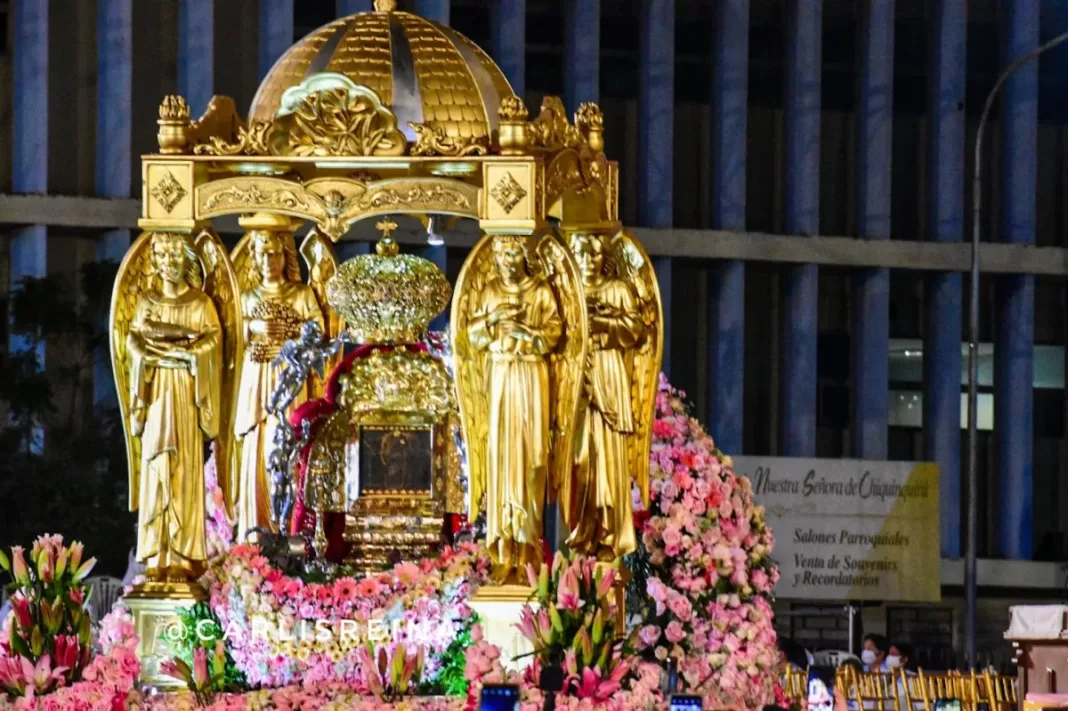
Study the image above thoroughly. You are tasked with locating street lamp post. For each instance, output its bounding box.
[968,28,1068,669]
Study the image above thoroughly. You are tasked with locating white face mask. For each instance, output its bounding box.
[861,650,878,666]
[886,655,901,669]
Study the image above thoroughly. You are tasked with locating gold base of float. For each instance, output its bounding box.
[343,497,445,574]
[126,581,207,690]
[469,584,538,671]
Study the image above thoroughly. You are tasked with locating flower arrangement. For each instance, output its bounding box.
[0,605,140,711]
[630,375,780,709]
[0,535,97,699]
[517,554,629,703]
[357,643,425,702]
[165,603,245,699]
[161,643,227,707]
[204,540,490,688]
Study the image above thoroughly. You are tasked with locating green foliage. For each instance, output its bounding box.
[172,603,247,691]
[420,617,477,697]
[0,262,135,577]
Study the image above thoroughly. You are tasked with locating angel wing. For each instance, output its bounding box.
[449,234,495,519]
[109,232,157,512]
[536,235,589,509]
[300,228,344,395]
[608,230,663,508]
[196,227,244,517]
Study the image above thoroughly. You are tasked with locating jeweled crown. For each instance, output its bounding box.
[326,218,451,345]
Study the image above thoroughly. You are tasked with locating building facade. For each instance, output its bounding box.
[4,0,1068,666]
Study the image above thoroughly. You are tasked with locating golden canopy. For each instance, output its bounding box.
[140,0,620,241]
[250,4,515,143]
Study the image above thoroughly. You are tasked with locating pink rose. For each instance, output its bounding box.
[667,594,693,622]
[638,625,661,647]
[665,621,686,643]
[662,527,682,548]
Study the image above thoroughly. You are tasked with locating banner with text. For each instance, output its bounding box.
[731,457,940,602]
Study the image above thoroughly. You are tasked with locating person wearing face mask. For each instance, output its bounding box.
[889,642,922,710]
[861,633,890,672]
[886,642,914,673]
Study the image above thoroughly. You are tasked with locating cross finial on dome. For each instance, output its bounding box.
[373,0,398,12]
[375,216,400,256]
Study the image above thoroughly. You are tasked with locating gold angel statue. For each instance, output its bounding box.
[563,230,663,560]
[230,213,338,535]
[110,230,241,583]
[452,234,588,584]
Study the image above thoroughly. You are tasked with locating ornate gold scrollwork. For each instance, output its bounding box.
[527,97,583,151]
[199,178,322,220]
[193,87,407,158]
[355,179,478,217]
[409,122,489,157]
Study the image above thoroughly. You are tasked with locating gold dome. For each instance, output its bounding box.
[249,4,517,143]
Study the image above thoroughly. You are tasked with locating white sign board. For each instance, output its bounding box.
[731,457,941,602]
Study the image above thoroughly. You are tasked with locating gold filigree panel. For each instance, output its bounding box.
[354,178,479,220]
[196,176,478,239]
[197,176,328,223]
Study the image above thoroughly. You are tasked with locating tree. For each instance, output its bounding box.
[0,261,134,576]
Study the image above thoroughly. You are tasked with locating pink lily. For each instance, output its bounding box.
[24,654,68,696]
[525,563,539,589]
[536,607,553,641]
[72,557,97,582]
[192,647,210,688]
[159,659,183,681]
[556,566,583,611]
[574,663,629,701]
[37,553,53,583]
[596,567,617,600]
[11,594,32,630]
[516,606,538,643]
[54,546,68,579]
[68,541,84,572]
[11,546,29,585]
[53,635,80,671]
[0,656,26,695]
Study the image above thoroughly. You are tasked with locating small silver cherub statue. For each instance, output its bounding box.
[268,321,343,416]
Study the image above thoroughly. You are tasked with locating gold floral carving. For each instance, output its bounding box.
[194,121,274,156]
[527,97,583,151]
[150,172,187,213]
[200,180,316,217]
[159,95,190,122]
[575,103,604,134]
[409,122,489,157]
[289,87,406,157]
[356,181,476,214]
[498,96,529,122]
[489,172,527,214]
[193,87,407,158]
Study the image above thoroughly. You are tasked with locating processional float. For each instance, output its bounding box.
[109,0,662,682]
